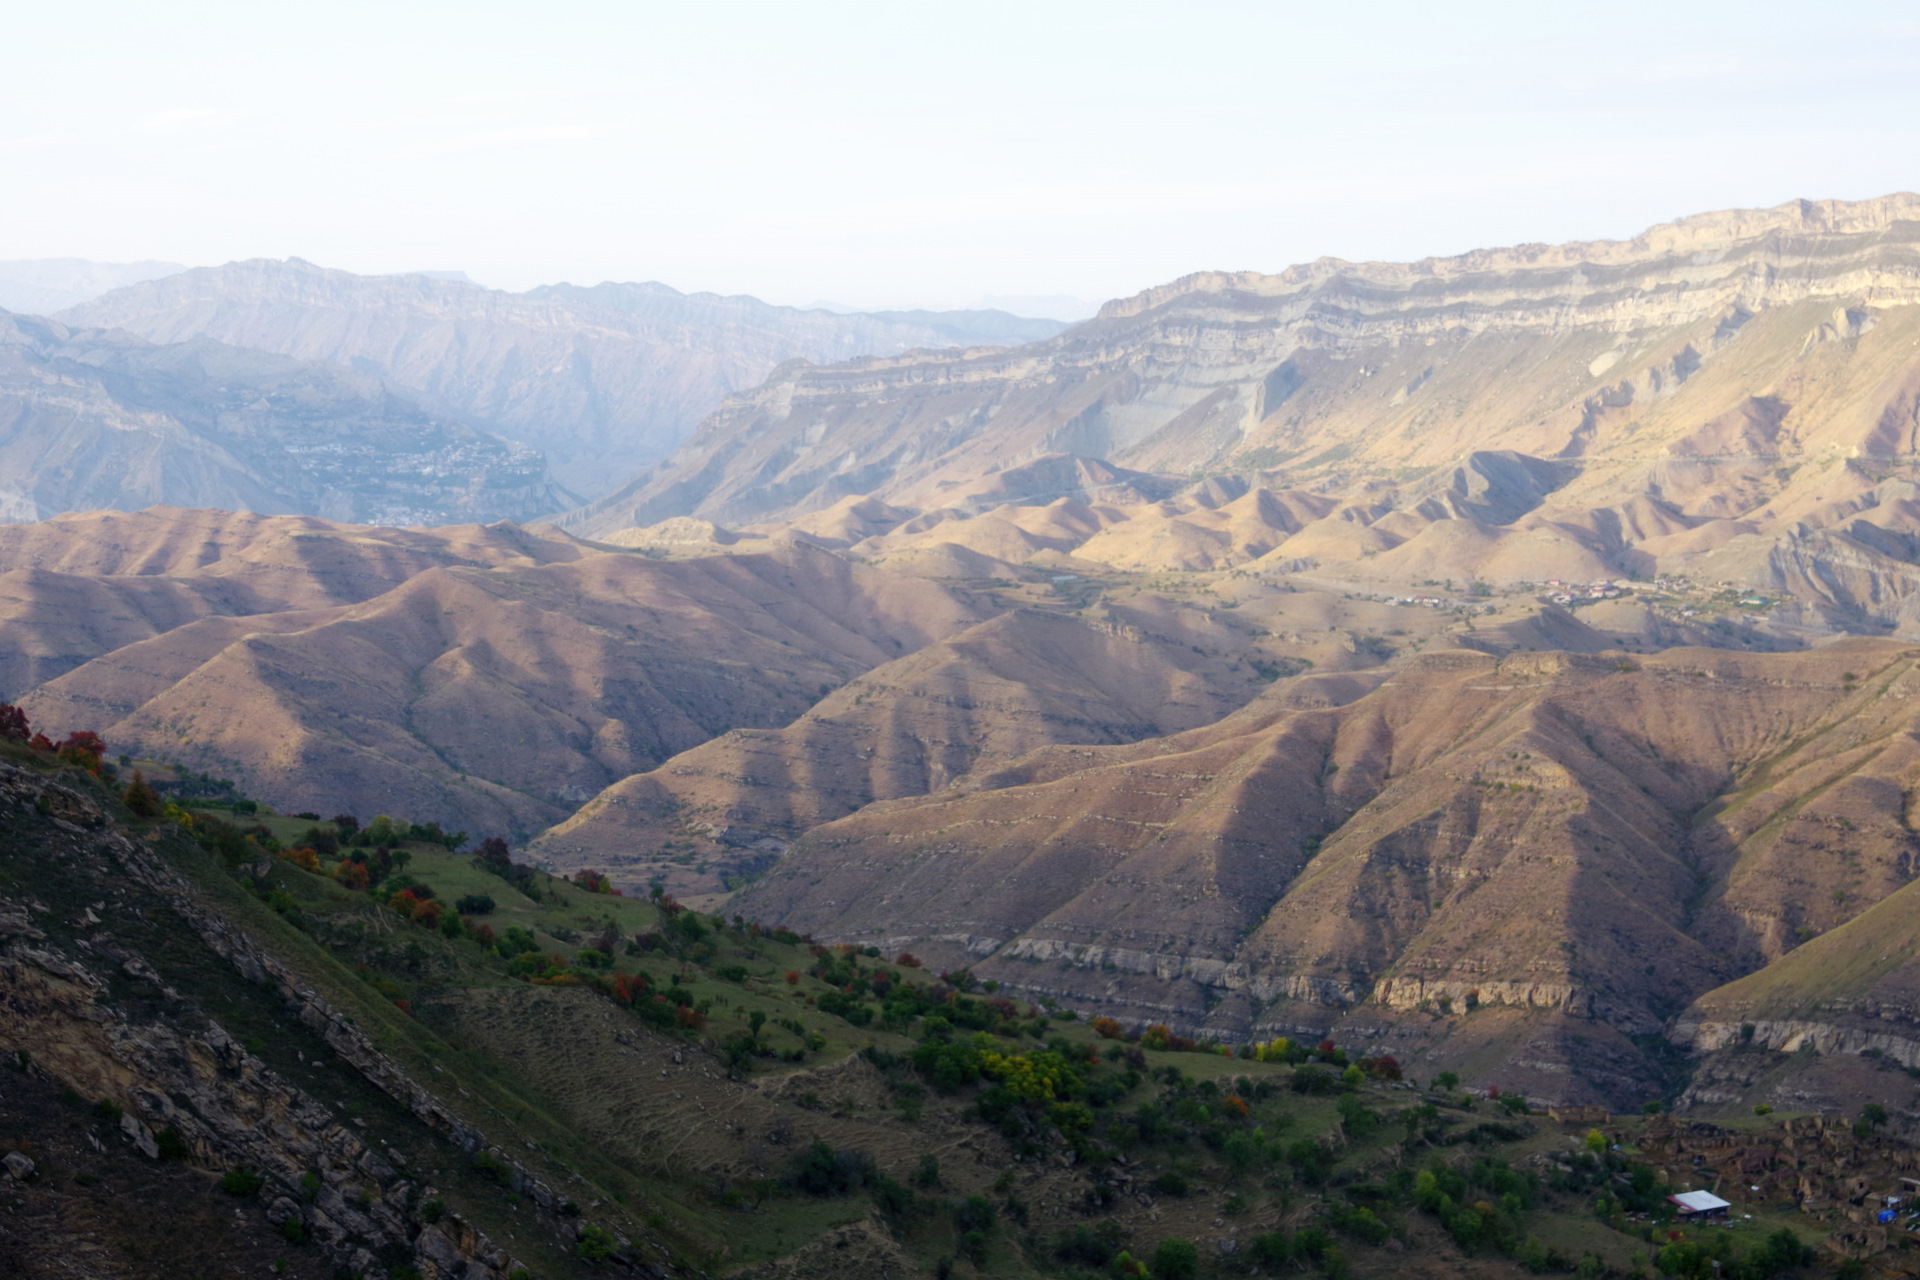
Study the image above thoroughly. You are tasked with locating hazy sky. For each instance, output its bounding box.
[5,1,1919,314]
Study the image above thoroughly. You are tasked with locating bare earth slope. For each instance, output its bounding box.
[735,640,1920,1104]
[2,511,993,837]
[530,599,1313,893]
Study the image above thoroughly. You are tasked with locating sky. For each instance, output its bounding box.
[4,0,1919,317]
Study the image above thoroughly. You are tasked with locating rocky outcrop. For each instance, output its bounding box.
[0,762,650,1279]
[574,194,1920,532]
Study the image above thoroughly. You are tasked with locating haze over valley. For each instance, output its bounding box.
[11,7,1920,1274]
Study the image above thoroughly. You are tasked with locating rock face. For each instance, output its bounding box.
[569,193,1920,541]
[0,313,570,526]
[59,260,1069,500]
[734,640,1920,1105]
[0,762,553,1280]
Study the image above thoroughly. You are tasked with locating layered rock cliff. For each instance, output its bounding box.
[572,194,1920,534]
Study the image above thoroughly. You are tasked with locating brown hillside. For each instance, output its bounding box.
[735,640,1920,1104]
[9,516,992,836]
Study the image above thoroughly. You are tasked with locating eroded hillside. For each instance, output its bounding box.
[731,641,1920,1106]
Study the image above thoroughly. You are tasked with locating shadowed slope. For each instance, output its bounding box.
[20,536,991,836]
[735,640,1920,1102]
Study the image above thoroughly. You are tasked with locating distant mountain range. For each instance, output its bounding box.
[0,312,570,526]
[57,261,1071,500]
[0,257,185,314]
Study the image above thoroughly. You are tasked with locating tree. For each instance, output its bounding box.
[56,731,107,774]
[0,703,29,743]
[123,770,164,818]
[1153,1237,1200,1280]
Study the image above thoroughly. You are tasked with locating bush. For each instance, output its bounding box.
[420,1197,446,1223]
[155,1126,190,1160]
[954,1195,996,1234]
[1330,1204,1390,1245]
[577,1225,618,1261]
[1153,1237,1200,1280]
[1053,1222,1125,1267]
[785,1140,874,1196]
[959,1229,990,1266]
[220,1168,264,1196]
[1150,1170,1190,1197]
[455,894,495,915]
[1248,1231,1292,1268]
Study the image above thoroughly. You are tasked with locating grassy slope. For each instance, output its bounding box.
[5,750,1852,1279]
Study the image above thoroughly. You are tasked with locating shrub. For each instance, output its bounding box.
[1248,1231,1292,1268]
[220,1168,264,1196]
[1153,1237,1200,1280]
[420,1197,446,1223]
[1150,1170,1190,1197]
[954,1195,996,1234]
[1053,1222,1124,1268]
[455,894,495,915]
[959,1229,990,1266]
[1330,1204,1390,1245]
[155,1126,190,1160]
[577,1225,618,1261]
[786,1140,874,1196]
[1091,1016,1126,1040]
[123,770,164,818]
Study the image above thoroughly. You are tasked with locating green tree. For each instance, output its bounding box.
[1153,1237,1200,1280]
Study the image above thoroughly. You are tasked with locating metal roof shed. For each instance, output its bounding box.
[1669,1191,1732,1216]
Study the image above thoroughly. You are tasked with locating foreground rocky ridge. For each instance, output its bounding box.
[0,760,597,1279]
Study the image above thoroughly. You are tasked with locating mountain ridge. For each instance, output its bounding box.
[569,193,1920,536]
[59,259,1070,499]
